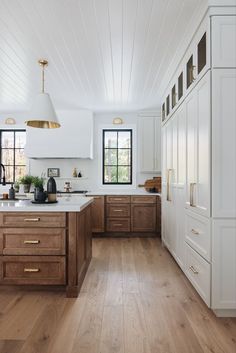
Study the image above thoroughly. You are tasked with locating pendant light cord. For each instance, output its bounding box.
[41,64,45,93]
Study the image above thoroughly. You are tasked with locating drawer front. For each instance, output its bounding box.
[106,196,130,204]
[106,204,130,218]
[185,244,211,306]
[131,196,156,204]
[185,211,211,261]
[0,228,66,255]
[106,218,130,232]
[0,213,66,228]
[0,256,66,285]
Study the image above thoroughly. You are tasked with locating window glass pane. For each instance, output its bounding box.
[104,166,117,183]
[15,132,26,148]
[118,131,131,148]
[15,166,26,181]
[104,149,117,166]
[5,166,14,183]
[118,149,130,165]
[118,166,131,183]
[1,149,14,165]
[104,131,117,148]
[15,149,26,165]
[2,131,14,148]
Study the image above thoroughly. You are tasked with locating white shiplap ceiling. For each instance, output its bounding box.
[0,0,206,112]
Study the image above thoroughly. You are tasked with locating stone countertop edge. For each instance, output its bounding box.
[0,197,94,212]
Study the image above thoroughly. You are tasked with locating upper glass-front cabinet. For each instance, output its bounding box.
[171,85,176,109]
[198,32,206,74]
[178,72,183,100]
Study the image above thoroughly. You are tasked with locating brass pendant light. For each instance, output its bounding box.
[25,59,60,128]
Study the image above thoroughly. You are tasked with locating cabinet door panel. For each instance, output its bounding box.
[212,219,236,309]
[186,92,197,207]
[212,69,236,218]
[90,196,105,233]
[140,117,155,172]
[196,72,210,217]
[131,204,156,232]
[212,16,236,68]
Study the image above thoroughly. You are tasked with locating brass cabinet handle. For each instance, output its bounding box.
[113,209,123,212]
[189,266,199,275]
[190,183,196,207]
[24,240,40,244]
[24,218,40,222]
[113,198,123,201]
[167,169,172,201]
[113,223,123,226]
[24,268,40,273]
[191,229,199,235]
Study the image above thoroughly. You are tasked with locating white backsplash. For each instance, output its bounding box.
[0,111,160,193]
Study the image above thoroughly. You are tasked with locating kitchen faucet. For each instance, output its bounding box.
[0,163,6,185]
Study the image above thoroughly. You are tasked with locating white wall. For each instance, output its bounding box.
[0,111,160,193]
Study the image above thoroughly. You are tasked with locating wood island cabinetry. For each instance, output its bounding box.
[0,205,92,298]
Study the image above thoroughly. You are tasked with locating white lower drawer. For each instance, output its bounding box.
[185,243,211,306]
[185,211,211,261]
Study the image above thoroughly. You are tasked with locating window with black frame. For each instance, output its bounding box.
[0,130,26,184]
[103,129,132,184]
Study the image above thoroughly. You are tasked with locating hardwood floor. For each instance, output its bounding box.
[0,237,235,353]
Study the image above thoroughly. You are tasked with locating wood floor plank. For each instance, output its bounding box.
[18,294,66,353]
[99,305,124,353]
[0,238,235,353]
[0,340,24,353]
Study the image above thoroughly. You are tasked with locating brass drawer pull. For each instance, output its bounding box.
[24,218,40,222]
[113,198,123,201]
[191,229,199,235]
[24,268,40,273]
[190,183,196,207]
[114,223,123,226]
[24,240,40,244]
[113,209,123,212]
[189,266,199,275]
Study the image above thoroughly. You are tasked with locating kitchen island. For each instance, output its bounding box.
[0,197,93,297]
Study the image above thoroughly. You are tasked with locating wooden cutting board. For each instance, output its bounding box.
[138,177,161,193]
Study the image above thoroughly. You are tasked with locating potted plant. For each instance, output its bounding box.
[14,181,20,193]
[19,175,34,193]
[32,176,47,202]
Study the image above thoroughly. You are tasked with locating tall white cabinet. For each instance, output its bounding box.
[161,6,236,317]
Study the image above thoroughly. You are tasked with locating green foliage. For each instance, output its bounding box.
[32,176,44,188]
[19,175,34,185]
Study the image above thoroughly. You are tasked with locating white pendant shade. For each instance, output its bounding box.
[26,93,60,128]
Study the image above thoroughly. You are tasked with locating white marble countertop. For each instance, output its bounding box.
[0,196,93,212]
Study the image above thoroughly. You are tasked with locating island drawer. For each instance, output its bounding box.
[106,204,130,218]
[0,228,66,255]
[0,256,66,285]
[106,196,131,204]
[0,213,66,228]
[106,218,130,232]
[131,196,156,204]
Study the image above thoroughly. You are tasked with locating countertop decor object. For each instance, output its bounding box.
[25,59,60,129]
[47,168,60,177]
[47,176,57,202]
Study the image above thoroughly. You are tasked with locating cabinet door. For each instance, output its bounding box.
[212,16,236,68]
[186,72,210,217]
[140,117,155,172]
[140,117,161,172]
[212,219,236,310]
[212,69,236,218]
[161,125,167,185]
[90,196,105,233]
[131,204,156,232]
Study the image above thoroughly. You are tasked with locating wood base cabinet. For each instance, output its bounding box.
[0,207,92,298]
[104,195,159,236]
[89,196,105,233]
